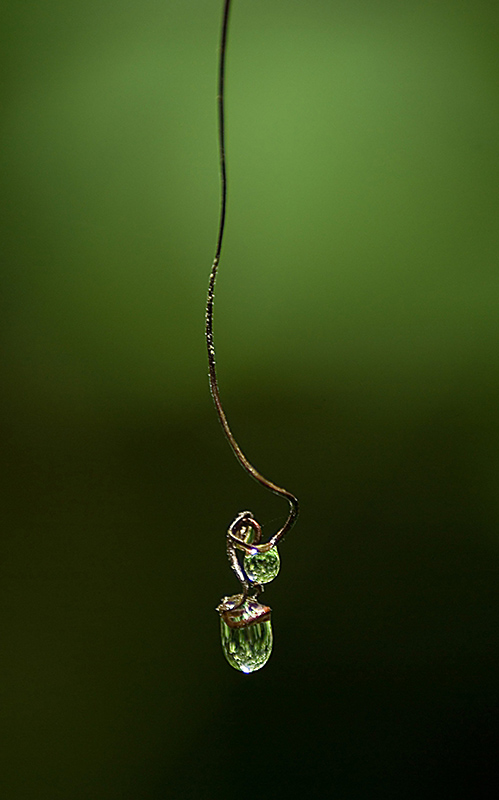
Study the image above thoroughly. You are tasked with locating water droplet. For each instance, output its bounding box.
[219,597,273,673]
[244,547,280,584]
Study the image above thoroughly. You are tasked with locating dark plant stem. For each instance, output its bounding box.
[205,0,299,551]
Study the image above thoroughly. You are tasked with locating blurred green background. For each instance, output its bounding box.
[1,0,499,797]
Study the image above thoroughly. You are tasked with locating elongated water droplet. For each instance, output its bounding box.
[219,597,273,673]
[243,547,280,584]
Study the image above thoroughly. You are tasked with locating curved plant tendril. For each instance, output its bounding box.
[206,0,299,599]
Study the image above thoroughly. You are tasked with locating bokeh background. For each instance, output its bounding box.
[1,0,499,797]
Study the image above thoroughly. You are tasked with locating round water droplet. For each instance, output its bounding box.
[244,547,280,584]
[220,600,273,673]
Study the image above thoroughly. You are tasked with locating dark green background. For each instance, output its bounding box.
[1,0,499,797]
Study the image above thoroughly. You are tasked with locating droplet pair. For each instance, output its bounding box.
[219,546,280,673]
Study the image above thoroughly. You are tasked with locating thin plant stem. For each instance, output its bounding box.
[205,0,299,551]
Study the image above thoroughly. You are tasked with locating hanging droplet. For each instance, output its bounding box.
[243,546,280,584]
[219,596,273,673]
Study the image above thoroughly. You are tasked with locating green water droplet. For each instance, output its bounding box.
[219,598,273,673]
[244,547,280,584]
